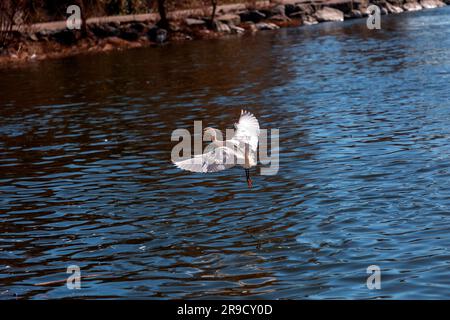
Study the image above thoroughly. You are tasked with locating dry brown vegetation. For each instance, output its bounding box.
[15,0,253,23]
[0,0,30,48]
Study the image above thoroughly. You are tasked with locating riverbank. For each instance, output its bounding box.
[0,0,448,68]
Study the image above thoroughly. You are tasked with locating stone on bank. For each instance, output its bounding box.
[315,7,345,22]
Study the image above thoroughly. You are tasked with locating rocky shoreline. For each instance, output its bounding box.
[0,0,448,68]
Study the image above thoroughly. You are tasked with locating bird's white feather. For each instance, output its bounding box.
[233,110,260,152]
[173,110,260,173]
[174,146,238,173]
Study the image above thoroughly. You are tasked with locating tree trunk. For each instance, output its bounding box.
[157,0,169,29]
[210,0,218,26]
[77,0,88,37]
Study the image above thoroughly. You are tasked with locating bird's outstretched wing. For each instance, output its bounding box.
[173,146,237,173]
[233,110,260,152]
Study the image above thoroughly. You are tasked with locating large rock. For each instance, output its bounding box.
[129,22,146,33]
[217,14,241,26]
[185,18,206,26]
[403,1,423,10]
[108,21,120,29]
[213,20,231,33]
[271,4,286,16]
[119,26,140,41]
[269,14,291,21]
[303,15,319,25]
[148,27,167,43]
[90,23,120,38]
[36,29,56,41]
[371,0,388,6]
[258,8,274,18]
[385,2,404,12]
[345,9,363,19]
[28,32,39,41]
[296,4,315,15]
[314,7,344,22]
[285,4,299,16]
[268,4,291,21]
[363,5,388,15]
[288,11,305,19]
[230,25,245,34]
[243,21,258,33]
[420,0,446,8]
[53,30,79,45]
[387,0,405,5]
[286,4,315,18]
[255,22,280,30]
[238,10,266,23]
[329,2,354,14]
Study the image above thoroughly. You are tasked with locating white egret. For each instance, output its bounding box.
[173,110,260,188]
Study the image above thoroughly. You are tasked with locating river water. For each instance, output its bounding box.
[1,7,450,299]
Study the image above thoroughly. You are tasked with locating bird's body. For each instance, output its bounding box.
[173,110,260,187]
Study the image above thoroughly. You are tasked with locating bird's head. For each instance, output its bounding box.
[203,127,219,141]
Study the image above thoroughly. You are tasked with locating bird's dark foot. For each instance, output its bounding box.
[245,168,252,188]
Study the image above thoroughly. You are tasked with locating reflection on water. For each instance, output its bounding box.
[1,7,450,299]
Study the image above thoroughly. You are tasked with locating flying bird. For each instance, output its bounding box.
[173,110,260,188]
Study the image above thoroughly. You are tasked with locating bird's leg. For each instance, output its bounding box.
[244,144,252,188]
[245,168,252,188]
